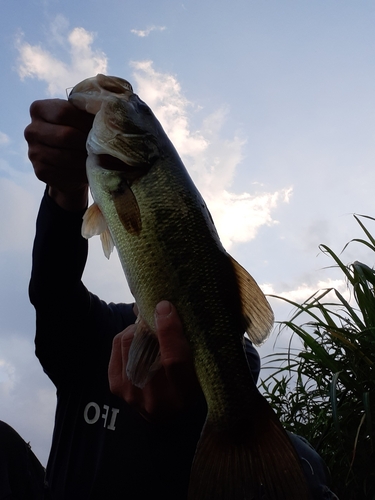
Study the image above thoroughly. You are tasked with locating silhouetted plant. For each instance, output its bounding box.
[261,214,375,500]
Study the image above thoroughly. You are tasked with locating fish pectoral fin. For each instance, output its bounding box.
[126,319,161,388]
[111,182,142,236]
[230,255,274,346]
[188,392,310,500]
[82,203,107,238]
[82,203,115,259]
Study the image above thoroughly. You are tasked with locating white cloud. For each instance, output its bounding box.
[131,26,166,37]
[0,358,15,396]
[0,334,55,465]
[207,188,292,249]
[131,60,208,157]
[49,14,71,46]
[263,278,348,304]
[16,23,107,96]
[131,60,291,249]
[0,132,10,146]
[0,164,40,252]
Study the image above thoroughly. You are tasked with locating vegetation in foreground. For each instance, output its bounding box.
[261,215,375,500]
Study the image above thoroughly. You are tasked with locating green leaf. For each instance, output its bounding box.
[330,371,342,432]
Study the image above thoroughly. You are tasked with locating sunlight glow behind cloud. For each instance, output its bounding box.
[208,188,292,249]
[130,60,291,249]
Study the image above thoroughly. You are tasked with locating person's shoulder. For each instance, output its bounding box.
[287,432,339,499]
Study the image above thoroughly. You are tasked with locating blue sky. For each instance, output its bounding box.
[1,0,375,465]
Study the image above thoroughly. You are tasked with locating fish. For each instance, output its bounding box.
[68,74,310,500]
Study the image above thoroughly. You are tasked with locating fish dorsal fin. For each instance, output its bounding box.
[82,203,115,259]
[126,318,161,388]
[111,182,142,235]
[230,255,274,346]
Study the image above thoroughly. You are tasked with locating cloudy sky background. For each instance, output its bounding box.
[1,0,375,465]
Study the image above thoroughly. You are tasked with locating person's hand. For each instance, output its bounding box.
[24,98,93,211]
[108,301,201,422]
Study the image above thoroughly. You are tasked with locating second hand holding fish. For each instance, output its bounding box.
[109,300,202,422]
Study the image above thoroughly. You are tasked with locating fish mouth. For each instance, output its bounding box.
[97,154,127,171]
[96,154,150,179]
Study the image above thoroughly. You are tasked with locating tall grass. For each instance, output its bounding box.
[261,214,375,500]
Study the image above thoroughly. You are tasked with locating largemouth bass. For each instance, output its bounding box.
[69,74,310,500]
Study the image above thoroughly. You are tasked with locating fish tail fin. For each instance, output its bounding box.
[188,391,311,500]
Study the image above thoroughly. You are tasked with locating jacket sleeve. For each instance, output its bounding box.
[29,189,136,384]
[29,188,90,313]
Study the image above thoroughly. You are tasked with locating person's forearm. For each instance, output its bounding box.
[29,188,89,311]
[48,185,88,212]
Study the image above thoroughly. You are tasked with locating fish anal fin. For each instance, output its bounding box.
[111,183,142,236]
[188,392,311,500]
[230,255,274,346]
[126,318,161,388]
[82,203,115,259]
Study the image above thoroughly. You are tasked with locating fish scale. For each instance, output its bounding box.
[69,74,311,500]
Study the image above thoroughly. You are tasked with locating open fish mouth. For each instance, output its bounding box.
[95,154,150,180]
[96,154,130,171]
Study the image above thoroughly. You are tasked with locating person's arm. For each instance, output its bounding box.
[25,99,138,384]
[25,100,97,378]
[29,188,89,312]
[25,98,92,315]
